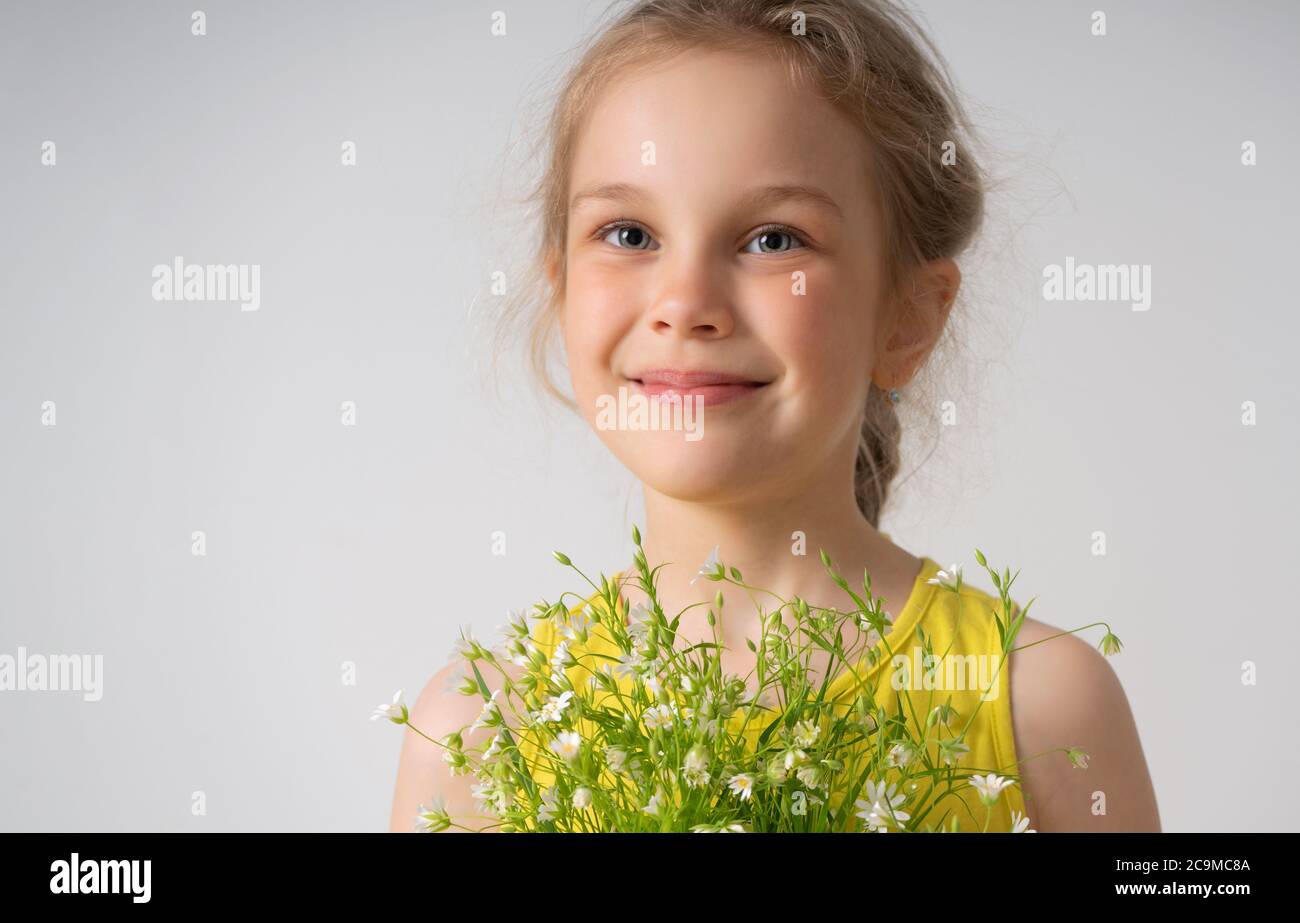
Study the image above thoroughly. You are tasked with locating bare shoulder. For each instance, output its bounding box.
[387,657,525,833]
[1007,614,1161,832]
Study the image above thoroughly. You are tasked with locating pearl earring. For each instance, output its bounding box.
[887,388,901,404]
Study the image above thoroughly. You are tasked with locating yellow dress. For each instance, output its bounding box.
[514,555,1029,833]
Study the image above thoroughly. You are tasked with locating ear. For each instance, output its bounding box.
[545,251,563,289]
[871,257,960,390]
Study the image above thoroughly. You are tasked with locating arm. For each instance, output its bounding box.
[387,659,520,833]
[1008,616,1161,832]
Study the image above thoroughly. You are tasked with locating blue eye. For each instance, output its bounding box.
[596,221,808,253]
[601,223,657,250]
[743,226,807,254]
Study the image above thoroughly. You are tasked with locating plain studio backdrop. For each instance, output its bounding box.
[1,0,1296,832]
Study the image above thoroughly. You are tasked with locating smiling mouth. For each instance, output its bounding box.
[626,377,768,408]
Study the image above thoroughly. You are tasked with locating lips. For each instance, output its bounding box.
[634,369,766,388]
[627,368,770,408]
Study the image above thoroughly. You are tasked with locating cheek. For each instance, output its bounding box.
[561,264,637,415]
[744,280,874,459]
[767,280,875,410]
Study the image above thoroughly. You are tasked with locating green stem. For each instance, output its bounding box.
[1011,622,1115,653]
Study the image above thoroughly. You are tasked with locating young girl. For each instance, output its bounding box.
[389,0,1159,833]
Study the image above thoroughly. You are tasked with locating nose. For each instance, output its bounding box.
[644,251,735,339]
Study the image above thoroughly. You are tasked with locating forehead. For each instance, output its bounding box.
[568,46,875,216]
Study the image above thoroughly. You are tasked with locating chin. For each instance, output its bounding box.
[617,441,769,498]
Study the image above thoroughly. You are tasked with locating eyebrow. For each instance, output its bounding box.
[569,182,843,219]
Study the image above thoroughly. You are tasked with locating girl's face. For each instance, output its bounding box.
[559,47,896,506]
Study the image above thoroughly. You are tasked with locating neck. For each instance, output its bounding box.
[623,464,921,648]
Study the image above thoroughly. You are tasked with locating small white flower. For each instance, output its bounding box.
[500,608,530,639]
[443,671,476,696]
[537,689,575,724]
[783,748,808,772]
[442,745,469,777]
[796,765,822,789]
[572,786,593,810]
[413,794,450,832]
[556,608,591,642]
[728,773,755,801]
[1010,809,1037,833]
[692,822,748,832]
[551,639,574,671]
[886,742,914,768]
[969,773,1016,806]
[469,689,503,732]
[550,729,581,762]
[856,802,901,832]
[470,781,494,809]
[510,640,539,668]
[793,719,820,748]
[643,702,677,731]
[537,785,560,823]
[605,746,628,772]
[863,778,906,810]
[855,779,910,832]
[695,715,721,739]
[926,563,963,590]
[613,649,646,680]
[684,745,710,773]
[453,628,484,660]
[370,689,407,724]
[690,544,724,585]
[627,602,655,641]
[642,787,666,816]
[683,745,711,788]
[482,732,505,760]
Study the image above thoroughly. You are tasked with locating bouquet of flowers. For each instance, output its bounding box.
[375,526,1121,832]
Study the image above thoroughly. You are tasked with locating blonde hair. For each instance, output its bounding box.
[490,0,988,527]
